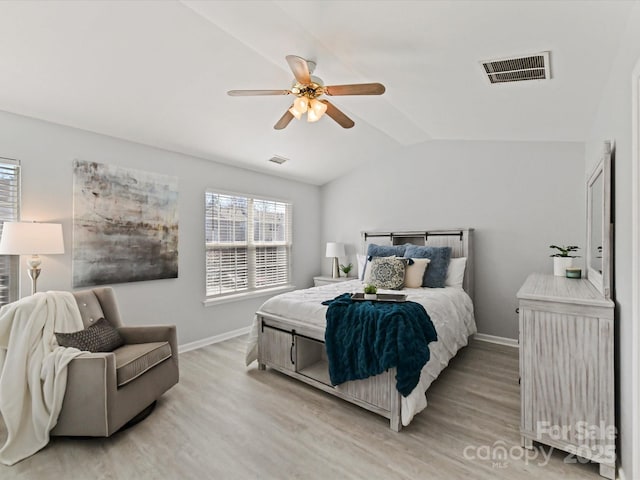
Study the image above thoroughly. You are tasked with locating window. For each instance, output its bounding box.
[205,191,292,298]
[0,158,20,307]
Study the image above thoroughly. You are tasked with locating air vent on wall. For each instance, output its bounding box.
[481,51,551,84]
[269,155,289,165]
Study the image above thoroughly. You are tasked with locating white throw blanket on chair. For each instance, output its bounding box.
[0,292,84,466]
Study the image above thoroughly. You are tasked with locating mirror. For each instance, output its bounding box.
[586,141,612,298]
[589,170,603,274]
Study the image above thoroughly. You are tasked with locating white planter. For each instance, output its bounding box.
[364,293,377,300]
[553,257,574,277]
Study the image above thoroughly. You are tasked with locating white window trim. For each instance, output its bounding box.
[202,284,296,307]
[204,189,292,301]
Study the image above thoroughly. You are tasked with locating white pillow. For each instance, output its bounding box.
[404,258,430,288]
[357,254,367,280]
[446,257,467,288]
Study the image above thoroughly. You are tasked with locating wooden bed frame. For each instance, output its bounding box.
[256,228,474,431]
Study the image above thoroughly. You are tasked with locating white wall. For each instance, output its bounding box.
[584,5,640,478]
[321,139,585,340]
[0,110,322,345]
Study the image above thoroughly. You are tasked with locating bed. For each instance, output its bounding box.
[245,229,476,431]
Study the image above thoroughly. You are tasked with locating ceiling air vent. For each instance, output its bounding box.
[268,155,289,165]
[481,51,551,84]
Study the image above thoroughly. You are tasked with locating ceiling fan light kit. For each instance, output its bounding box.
[306,103,322,123]
[228,55,385,129]
[309,99,327,120]
[290,97,327,122]
[288,96,308,119]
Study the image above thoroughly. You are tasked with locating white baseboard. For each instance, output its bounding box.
[473,333,519,348]
[180,329,518,353]
[178,326,251,353]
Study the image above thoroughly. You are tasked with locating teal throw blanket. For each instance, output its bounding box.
[322,293,437,397]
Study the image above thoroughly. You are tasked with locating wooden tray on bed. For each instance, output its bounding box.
[350,293,407,302]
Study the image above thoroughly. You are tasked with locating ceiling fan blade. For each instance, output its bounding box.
[274,108,295,130]
[285,55,311,84]
[320,100,355,129]
[324,83,386,96]
[228,89,290,96]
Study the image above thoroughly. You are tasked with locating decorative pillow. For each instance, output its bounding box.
[446,257,467,288]
[363,255,394,284]
[366,243,407,258]
[366,256,407,290]
[363,244,408,281]
[55,318,125,352]
[404,258,431,288]
[403,245,452,288]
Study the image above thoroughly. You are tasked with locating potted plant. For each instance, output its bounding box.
[549,245,580,277]
[340,263,353,277]
[363,284,377,300]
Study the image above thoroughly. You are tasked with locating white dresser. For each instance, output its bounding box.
[517,273,615,479]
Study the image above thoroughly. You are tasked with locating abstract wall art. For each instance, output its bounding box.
[72,160,179,287]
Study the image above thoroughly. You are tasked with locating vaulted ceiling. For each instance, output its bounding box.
[0,1,635,184]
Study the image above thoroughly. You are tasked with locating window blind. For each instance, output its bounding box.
[0,159,20,307]
[205,191,291,297]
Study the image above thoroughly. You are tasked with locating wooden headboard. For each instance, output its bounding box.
[361,228,474,301]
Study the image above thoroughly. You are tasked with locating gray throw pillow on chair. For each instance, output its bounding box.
[55,318,125,352]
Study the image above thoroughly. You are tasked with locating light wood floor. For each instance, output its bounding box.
[0,337,603,479]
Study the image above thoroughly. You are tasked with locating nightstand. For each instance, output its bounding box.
[313,276,352,287]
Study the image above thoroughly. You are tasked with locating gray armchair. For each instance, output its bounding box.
[51,287,179,437]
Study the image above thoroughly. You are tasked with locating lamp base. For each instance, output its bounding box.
[332,257,340,279]
[26,255,42,296]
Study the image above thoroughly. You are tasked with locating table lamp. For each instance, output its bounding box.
[0,221,65,295]
[325,242,345,279]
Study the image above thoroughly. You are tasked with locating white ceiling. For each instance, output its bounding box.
[0,1,635,185]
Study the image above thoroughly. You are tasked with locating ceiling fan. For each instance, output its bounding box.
[227,55,386,130]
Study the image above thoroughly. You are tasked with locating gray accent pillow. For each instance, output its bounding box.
[367,256,407,290]
[55,318,125,352]
[404,245,452,288]
[366,243,407,258]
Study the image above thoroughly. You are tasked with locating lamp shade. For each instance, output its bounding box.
[325,242,345,258]
[0,222,65,255]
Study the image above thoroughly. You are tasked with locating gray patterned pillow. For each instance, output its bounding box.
[367,256,407,290]
[55,318,125,352]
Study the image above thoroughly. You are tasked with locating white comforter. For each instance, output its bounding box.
[0,292,84,465]
[246,280,476,426]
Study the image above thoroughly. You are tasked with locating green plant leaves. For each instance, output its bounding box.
[549,244,580,257]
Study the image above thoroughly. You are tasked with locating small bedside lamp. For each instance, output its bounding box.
[0,221,65,295]
[325,242,345,279]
